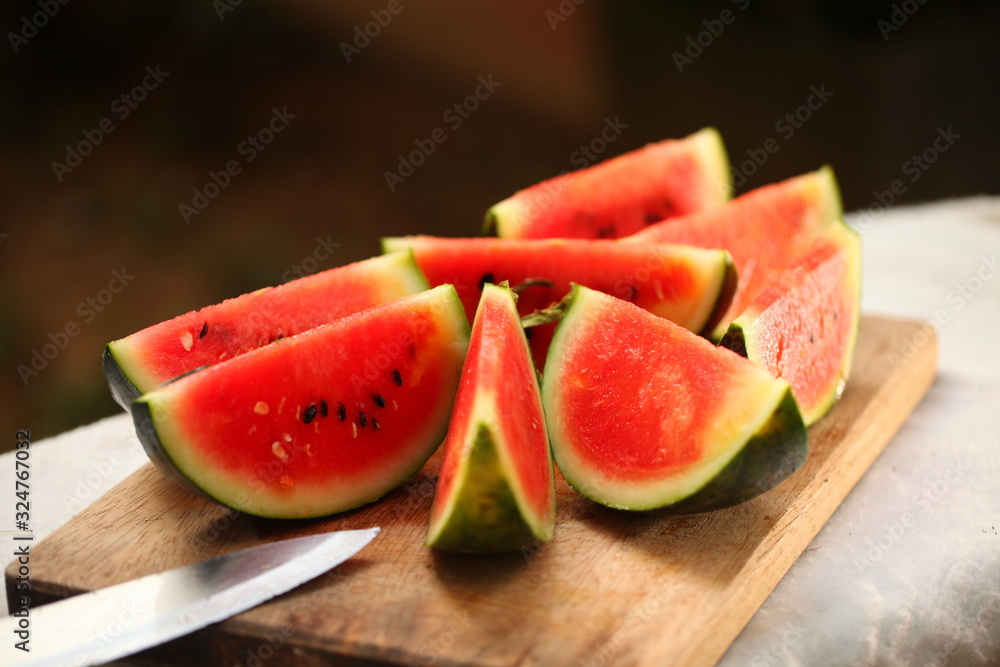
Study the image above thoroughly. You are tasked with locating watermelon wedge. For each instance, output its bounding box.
[543,285,807,513]
[623,166,842,339]
[427,284,556,552]
[381,236,736,368]
[132,285,470,519]
[486,127,731,239]
[720,220,861,426]
[104,250,428,411]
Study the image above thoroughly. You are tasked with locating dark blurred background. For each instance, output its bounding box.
[2,0,998,449]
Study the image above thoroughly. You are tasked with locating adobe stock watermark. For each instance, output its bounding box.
[8,0,70,54]
[579,595,664,667]
[672,0,752,73]
[340,0,413,63]
[17,268,135,386]
[213,0,245,21]
[237,625,295,667]
[61,428,144,514]
[51,65,170,182]
[729,83,834,189]
[179,106,296,224]
[852,458,970,573]
[883,253,997,371]
[877,0,928,41]
[280,236,341,282]
[383,75,501,192]
[504,116,629,229]
[410,610,473,667]
[79,600,147,665]
[748,621,808,667]
[852,126,960,233]
[544,0,588,31]
[612,244,695,301]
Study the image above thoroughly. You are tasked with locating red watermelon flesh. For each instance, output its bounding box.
[427,284,556,552]
[104,250,428,410]
[542,285,807,513]
[720,220,861,426]
[624,167,842,339]
[486,127,730,240]
[381,236,735,369]
[132,285,470,519]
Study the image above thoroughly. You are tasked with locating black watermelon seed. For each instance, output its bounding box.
[373,394,386,408]
[337,403,347,421]
[809,332,815,344]
[359,412,367,428]
[644,212,661,225]
[372,418,381,430]
[320,400,328,417]
[392,369,403,386]
[596,226,616,238]
[478,272,495,289]
[303,403,317,424]
[199,322,208,339]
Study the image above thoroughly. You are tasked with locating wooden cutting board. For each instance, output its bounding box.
[7,315,937,666]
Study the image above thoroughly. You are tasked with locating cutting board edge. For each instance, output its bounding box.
[665,316,938,667]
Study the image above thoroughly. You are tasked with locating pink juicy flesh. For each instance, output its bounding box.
[741,226,856,422]
[553,298,755,480]
[167,302,455,493]
[507,142,710,239]
[433,288,552,521]
[629,172,831,323]
[129,255,416,388]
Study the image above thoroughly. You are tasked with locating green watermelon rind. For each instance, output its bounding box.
[131,285,471,520]
[544,284,809,514]
[484,127,732,239]
[103,250,430,413]
[133,398,220,506]
[380,236,736,340]
[814,164,845,223]
[648,389,807,514]
[426,284,556,552]
[699,252,739,339]
[103,343,143,411]
[720,220,862,426]
[426,424,550,553]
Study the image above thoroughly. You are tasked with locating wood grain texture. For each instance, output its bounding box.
[6,315,938,667]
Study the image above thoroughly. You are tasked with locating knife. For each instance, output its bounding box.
[1,527,380,667]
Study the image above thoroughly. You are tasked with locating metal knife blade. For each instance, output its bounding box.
[2,527,380,667]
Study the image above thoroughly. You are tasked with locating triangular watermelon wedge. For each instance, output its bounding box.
[427,283,556,552]
[104,250,428,410]
[486,127,731,239]
[381,236,736,369]
[720,220,862,426]
[543,285,807,513]
[623,166,842,339]
[132,285,470,519]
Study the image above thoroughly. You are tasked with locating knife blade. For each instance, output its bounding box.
[2,527,380,667]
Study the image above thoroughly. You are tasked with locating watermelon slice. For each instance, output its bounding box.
[623,166,842,339]
[132,285,470,519]
[381,236,736,368]
[720,220,861,426]
[542,285,807,513]
[486,127,731,240]
[104,250,428,411]
[426,284,556,552]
